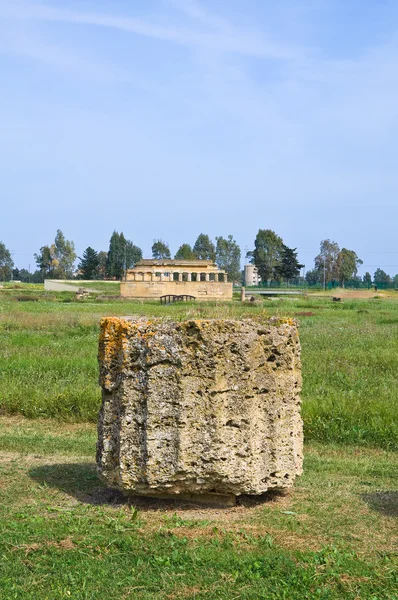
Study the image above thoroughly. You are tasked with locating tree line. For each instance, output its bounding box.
[1,230,241,283]
[304,239,397,288]
[248,231,398,287]
[1,229,397,287]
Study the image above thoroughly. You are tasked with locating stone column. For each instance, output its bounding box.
[187,273,192,281]
[241,286,245,302]
[169,272,174,282]
[224,273,228,282]
[97,316,303,503]
[178,273,183,282]
[160,273,165,282]
[205,273,210,282]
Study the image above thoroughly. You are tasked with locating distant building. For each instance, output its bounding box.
[120,259,232,301]
[244,264,261,286]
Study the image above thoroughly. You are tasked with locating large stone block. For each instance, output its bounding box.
[97,317,303,503]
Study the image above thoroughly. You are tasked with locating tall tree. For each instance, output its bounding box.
[215,235,241,283]
[125,240,143,269]
[152,239,171,259]
[174,243,196,260]
[106,231,142,279]
[276,246,304,282]
[0,241,14,281]
[54,229,76,278]
[34,230,76,279]
[106,231,125,279]
[314,240,340,284]
[373,268,391,284]
[35,244,57,278]
[336,248,362,287]
[252,229,284,282]
[363,272,372,286]
[97,251,108,279]
[193,234,216,261]
[78,247,99,280]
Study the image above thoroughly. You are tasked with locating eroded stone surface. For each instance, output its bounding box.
[97,317,303,499]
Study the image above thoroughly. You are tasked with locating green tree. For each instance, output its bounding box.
[17,268,31,283]
[305,268,321,285]
[215,235,241,283]
[106,231,125,279]
[31,270,44,283]
[363,272,372,286]
[106,231,142,279]
[152,239,171,259]
[252,229,284,283]
[373,268,391,285]
[276,246,304,282]
[393,274,398,287]
[34,244,57,278]
[125,240,142,269]
[54,229,76,278]
[0,242,14,281]
[174,243,196,260]
[97,251,108,279]
[35,230,76,279]
[336,248,363,287]
[78,247,99,280]
[314,239,340,284]
[193,234,216,261]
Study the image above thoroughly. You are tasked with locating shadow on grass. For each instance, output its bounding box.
[29,462,127,506]
[361,492,398,517]
[29,462,287,511]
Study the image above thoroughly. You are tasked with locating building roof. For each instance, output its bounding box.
[135,259,214,268]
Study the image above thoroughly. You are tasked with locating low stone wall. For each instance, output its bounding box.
[44,280,102,293]
[97,316,303,504]
[120,280,232,300]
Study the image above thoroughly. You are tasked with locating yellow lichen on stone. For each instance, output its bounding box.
[97,316,303,500]
[98,316,152,388]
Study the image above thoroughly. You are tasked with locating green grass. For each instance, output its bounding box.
[1,288,397,449]
[0,417,396,600]
[2,281,120,293]
[0,291,397,598]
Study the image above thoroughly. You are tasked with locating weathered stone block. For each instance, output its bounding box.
[97,317,303,502]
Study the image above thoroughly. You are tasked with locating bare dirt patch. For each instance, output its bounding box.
[12,537,76,556]
[0,415,94,436]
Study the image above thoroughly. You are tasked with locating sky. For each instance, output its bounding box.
[1,0,398,276]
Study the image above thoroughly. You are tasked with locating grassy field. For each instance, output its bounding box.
[0,418,396,599]
[0,287,397,449]
[0,287,397,598]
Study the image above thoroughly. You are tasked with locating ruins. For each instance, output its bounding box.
[120,259,232,300]
[97,316,303,505]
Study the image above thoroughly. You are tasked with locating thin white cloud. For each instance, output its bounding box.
[0,0,305,60]
[165,0,232,31]
[0,30,131,82]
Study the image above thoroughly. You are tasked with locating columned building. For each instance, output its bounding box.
[120,259,232,300]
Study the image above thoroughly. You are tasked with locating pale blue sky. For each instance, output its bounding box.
[1,0,398,275]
